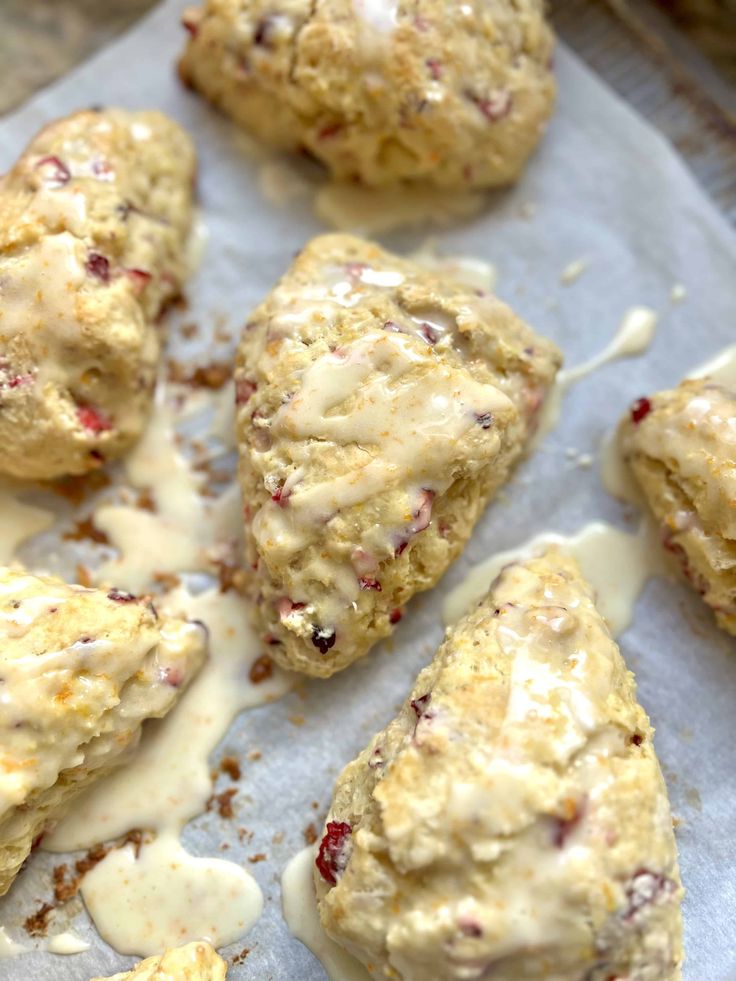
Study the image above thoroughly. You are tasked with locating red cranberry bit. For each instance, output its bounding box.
[161,665,185,687]
[311,626,336,655]
[426,57,442,80]
[235,378,257,405]
[394,539,408,557]
[623,870,677,922]
[410,693,432,719]
[107,589,137,603]
[630,397,652,424]
[278,598,305,620]
[77,405,112,434]
[344,261,367,280]
[91,158,114,179]
[35,155,71,186]
[125,268,152,296]
[409,489,435,534]
[315,821,352,886]
[468,90,513,122]
[475,412,493,429]
[86,252,111,283]
[3,373,33,389]
[368,746,384,769]
[271,484,291,508]
[384,320,403,333]
[389,608,403,624]
[317,122,343,141]
[359,577,382,591]
[630,733,643,746]
[419,322,440,345]
[458,917,483,938]
[253,16,276,46]
[182,12,200,37]
[552,799,585,848]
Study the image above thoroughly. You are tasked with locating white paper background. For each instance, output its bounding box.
[0,1,735,977]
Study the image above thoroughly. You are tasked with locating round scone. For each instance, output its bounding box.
[0,568,206,896]
[235,233,561,676]
[178,0,555,188]
[92,941,227,980]
[620,378,736,635]
[315,551,683,980]
[0,109,196,480]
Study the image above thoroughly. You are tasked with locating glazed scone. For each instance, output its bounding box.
[315,550,683,980]
[0,109,196,480]
[620,378,736,635]
[0,568,206,896]
[91,941,227,980]
[178,0,555,189]
[236,234,560,676]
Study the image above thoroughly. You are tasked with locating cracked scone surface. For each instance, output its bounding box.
[0,109,196,480]
[92,941,227,980]
[315,551,683,981]
[178,0,555,188]
[621,379,736,636]
[235,233,560,676]
[0,568,206,896]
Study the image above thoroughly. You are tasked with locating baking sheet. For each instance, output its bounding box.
[1,0,736,977]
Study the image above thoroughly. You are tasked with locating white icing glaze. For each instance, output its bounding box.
[282,847,372,981]
[354,0,398,33]
[45,932,90,955]
[670,284,687,304]
[559,257,589,285]
[443,520,668,636]
[689,343,736,388]
[535,306,658,445]
[0,482,54,563]
[0,927,28,957]
[81,832,262,957]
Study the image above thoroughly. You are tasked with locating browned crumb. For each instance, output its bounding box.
[48,469,111,506]
[63,516,109,545]
[52,863,76,904]
[304,823,318,845]
[249,655,273,685]
[248,853,267,864]
[289,714,305,727]
[271,832,284,845]
[23,902,54,936]
[168,359,232,389]
[247,750,262,762]
[231,947,250,965]
[311,801,319,810]
[135,490,156,512]
[237,827,253,843]
[180,321,199,339]
[153,571,182,591]
[214,559,247,595]
[76,563,93,588]
[220,756,241,781]
[207,788,238,819]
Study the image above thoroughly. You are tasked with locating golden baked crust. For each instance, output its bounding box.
[620,378,736,635]
[178,0,555,188]
[315,551,683,980]
[235,233,560,676]
[0,568,206,896]
[0,109,196,480]
[91,941,227,980]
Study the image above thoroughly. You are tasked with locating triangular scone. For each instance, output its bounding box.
[91,941,227,980]
[236,234,561,676]
[620,378,736,635]
[0,568,206,896]
[315,551,683,980]
[0,109,196,480]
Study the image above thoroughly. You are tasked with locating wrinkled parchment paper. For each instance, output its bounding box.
[0,1,735,977]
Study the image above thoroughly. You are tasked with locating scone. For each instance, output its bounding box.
[620,378,736,635]
[0,568,206,896]
[0,109,196,480]
[178,0,555,188]
[236,233,561,676]
[315,551,683,981]
[92,941,227,980]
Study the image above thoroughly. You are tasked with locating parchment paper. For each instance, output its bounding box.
[0,1,735,977]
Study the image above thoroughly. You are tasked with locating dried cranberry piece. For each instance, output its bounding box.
[409,489,435,534]
[359,577,382,591]
[552,799,585,848]
[77,405,112,434]
[107,589,137,603]
[254,16,276,46]
[420,322,440,345]
[271,484,290,507]
[410,693,431,718]
[125,268,152,296]
[631,733,643,746]
[317,123,343,141]
[426,57,442,80]
[475,412,493,429]
[458,917,483,938]
[161,665,185,687]
[311,626,336,655]
[35,155,71,186]
[182,12,200,37]
[236,378,257,405]
[468,90,513,122]
[278,598,305,620]
[630,397,652,424]
[86,252,111,283]
[623,870,677,922]
[315,821,352,886]
[389,608,403,624]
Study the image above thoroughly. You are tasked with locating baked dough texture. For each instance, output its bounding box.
[0,109,196,480]
[315,551,683,980]
[235,233,560,676]
[0,568,206,896]
[178,0,555,188]
[91,941,227,980]
[620,378,736,636]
